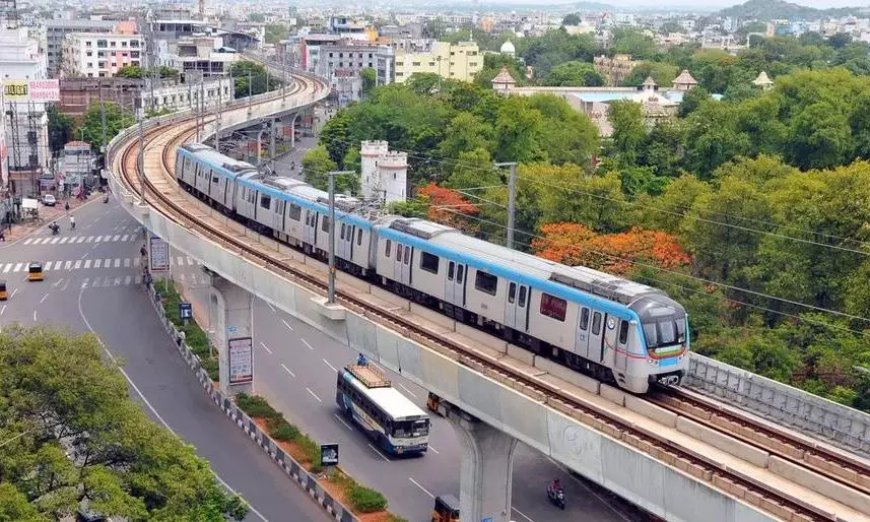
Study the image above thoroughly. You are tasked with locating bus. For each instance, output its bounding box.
[335,364,430,456]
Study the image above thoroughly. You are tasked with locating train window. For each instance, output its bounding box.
[340,223,346,239]
[659,320,676,345]
[420,252,439,274]
[211,175,218,184]
[643,323,657,347]
[474,271,497,296]
[456,265,464,284]
[518,286,527,307]
[592,312,602,335]
[396,244,403,260]
[403,246,411,265]
[618,321,629,344]
[385,240,392,257]
[540,293,567,322]
[579,308,590,330]
[357,229,362,246]
[508,282,516,304]
[675,319,686,343]
[260,194,271,209]
[322,216,330,233]
[289,204,301,221]
[448,262,455,281]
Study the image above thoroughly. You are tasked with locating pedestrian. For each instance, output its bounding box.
[0,229,5,242]
[64,201,70,212]
[140,244,147,257]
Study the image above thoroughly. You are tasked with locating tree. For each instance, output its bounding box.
[360,68,376,95]
[622,61,679,88]
[527,94,599,166]
[302,145,339,191]
[677,86,710,118]
[417,182,480,232]
[116,65,178,79]
[116,65,144,79]
[542,61,604,87]
[47,105,75,153]
[230,61,277,99]
[437,112,494,162]
[445,148,497,191]
[79,102,134,151]
[0,327,248,520]
[607,100,646,166]
[828,32,852,49]
[247,13,266,23]
[493,97,545,163]
[264,24,290,45]
[612,28,657,60]
[562,13,581,26]
[785,102,853,170]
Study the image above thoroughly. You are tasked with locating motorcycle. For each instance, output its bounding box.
[547,485,565,510]
[49,223,60,235]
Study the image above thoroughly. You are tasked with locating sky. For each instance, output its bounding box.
[491,0,870,6]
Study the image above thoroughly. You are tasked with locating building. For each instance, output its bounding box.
[360,140,407,204]
[60,141,97,193]
[46,19,118,78]
[752,71,773,91]
[394,41,481,83]
[155,35,239,76]
[0,27,50,195]
[300,34,341,72]
[593,54,638,87]
[61,31,145,78]
[499,40,515,58]
[316,41,394,105]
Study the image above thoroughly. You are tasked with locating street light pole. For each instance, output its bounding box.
[494,162,517,249]
[327,171,354,304]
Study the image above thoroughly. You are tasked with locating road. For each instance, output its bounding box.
[176,259,640,522]
[0,198,331,522]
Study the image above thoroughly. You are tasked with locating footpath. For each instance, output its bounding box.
[0,193,101,245]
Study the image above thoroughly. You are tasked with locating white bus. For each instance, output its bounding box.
[335,364,430,456]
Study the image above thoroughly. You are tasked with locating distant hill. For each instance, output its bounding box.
[718,0,864,21]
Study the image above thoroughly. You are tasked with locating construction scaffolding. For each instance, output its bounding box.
[0,0,19,30]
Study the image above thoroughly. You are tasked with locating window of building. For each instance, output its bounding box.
[474,271,497,296]
[412,62,420,66]
[540,293,567,322]
[420,252,439,274]
[396,61,403,66]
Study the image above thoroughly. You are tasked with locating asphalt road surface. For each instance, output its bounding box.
[0,198,331,522]
[176,261,638,522]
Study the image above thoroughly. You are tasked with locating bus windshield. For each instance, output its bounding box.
[391,419,430,438]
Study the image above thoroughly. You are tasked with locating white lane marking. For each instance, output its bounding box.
[114,276,121,286]
[124,258,131,268]
[59,237,69,244]
[408,477,434,498]
[13,263,23,272]
[367,443,390,462]
[61,279,70,291]
[112,235,120,241]
[32,310,37,322]
[266,302,276,313]
[179,273,187,282]
[0,305,5,316]
[81,278,90,289]
[64,260,72,270]
[333,414,353,431]
[259,342,273,355]
[322,358,337,372]
[2,264,10,273]
[52,278,64,288]
[280,363,295,378]
[176,256,184,266]
[113,259,120,268]
[187,257,194,265]
[40,293,49,304]
[50,237,59,244]
[512,506,535,522]
[80,252,88,260]
[73,260,81,270]
[10,288,17,298]
[95,236,102,242]
[23,238,33,245]
[85,236,94,243]
[305,387,322,403]
[84,260,92,269]
[428,445,440,455]
[121,234,129,241]
[398,383,417,398]
[75,289,269,522]
[281,319,294,331]
[301,338,313,350]
[76,237,85,243]
[94,259,102,268]
[124,275,132,285]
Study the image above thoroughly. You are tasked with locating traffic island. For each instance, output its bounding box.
[146,280,407,522]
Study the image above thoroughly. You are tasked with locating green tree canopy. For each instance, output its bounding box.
[0,327,248,520]
[79,102,134,151]
[47,105,75,153]
[542,61,604,87]
[562,13,581,26]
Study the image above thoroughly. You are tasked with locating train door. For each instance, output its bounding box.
[444,261,466,307]
[273,200,284,234]
[303,210,317,247]
[337,222,354,260]
[504,282,529,332]
[393,243,404,283]
[575,307,591,359]
[588,311,605,363]
[399,245,412,286]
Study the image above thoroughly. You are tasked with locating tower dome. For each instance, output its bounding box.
[500,39,516,56]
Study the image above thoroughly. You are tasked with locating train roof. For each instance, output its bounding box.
[381,216,665,307]
[180,143,257,174]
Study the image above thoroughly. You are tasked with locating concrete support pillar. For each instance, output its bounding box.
[449,412,518,522]
[289,114,297,149]
[208,274,254,396]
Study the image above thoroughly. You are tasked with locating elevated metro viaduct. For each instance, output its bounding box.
[108,65,870,522]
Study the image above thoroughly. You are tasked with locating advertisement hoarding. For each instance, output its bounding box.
[2,80,60,102]
[228,337,253,384]
[149,235,170,272]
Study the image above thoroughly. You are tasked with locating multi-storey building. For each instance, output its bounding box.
[593,54,638,86]
[45,19,117,78]
[393,41,481,83]
[61,28,144,78]
[316,41,394,104]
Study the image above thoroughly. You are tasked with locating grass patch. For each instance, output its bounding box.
[348,484,388,513]
[235,393,322,471]
[156,280,218,379]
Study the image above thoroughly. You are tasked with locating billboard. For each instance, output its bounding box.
[2,79,60,102]
[148,235,170,272]
[228,337,253,384]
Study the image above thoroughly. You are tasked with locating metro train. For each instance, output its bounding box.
[175,143,689,394]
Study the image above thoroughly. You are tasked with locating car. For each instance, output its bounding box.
[41,194,56,206]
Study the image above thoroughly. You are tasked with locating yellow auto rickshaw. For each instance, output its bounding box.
[0,280,7,300]
[431,495,460,522]
[27,262,44,282]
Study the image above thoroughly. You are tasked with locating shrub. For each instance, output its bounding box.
[201,357,219,381]
[236,394,279,420]
[349,485,388,513]
[270,422,300,442]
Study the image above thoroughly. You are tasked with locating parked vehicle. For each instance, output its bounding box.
[42,194,56,206]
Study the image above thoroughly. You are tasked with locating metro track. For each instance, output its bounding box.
[110,70,869,522]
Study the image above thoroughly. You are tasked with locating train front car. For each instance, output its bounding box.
[627,294,689,392]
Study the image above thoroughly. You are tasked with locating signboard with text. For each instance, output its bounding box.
[149,235,170,272]
[3,80,60,102]
[228,337,253,384]
[320,444,339,466]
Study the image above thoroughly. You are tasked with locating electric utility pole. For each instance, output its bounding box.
[494,162,517,249]
[327,171,354,304]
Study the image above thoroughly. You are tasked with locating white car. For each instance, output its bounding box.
[41,194,57,206]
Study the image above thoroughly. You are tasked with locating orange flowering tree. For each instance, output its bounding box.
[417,182,480,232]
[532,222,691,276]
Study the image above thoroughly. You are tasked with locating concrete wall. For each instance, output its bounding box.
[686,355,870,458]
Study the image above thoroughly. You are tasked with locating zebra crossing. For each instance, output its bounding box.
[0,255,199,273]
[22,234,139,246]
[76,272,210,289]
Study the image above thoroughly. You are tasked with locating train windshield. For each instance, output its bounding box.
[643,317,686,349]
